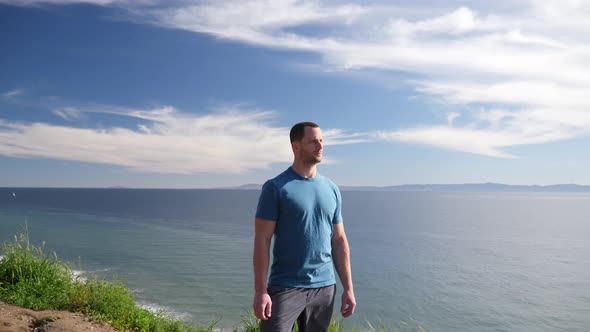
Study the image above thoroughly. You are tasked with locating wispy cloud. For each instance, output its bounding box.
[446,112,460,126]
[0,0,153,6]
[52,107,82,121]
[158,0,367,32]
[0,104,364,174]
[2,89,24,98]
[139,0,590,158]
[375,121,577,159]
[376,127,516,158]
[4,0,590,158]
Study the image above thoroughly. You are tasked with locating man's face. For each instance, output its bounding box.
[295,126,323,165]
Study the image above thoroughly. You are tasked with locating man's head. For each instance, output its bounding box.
[290,122,323,165]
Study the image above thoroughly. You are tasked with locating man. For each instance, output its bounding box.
[253,122,356,332]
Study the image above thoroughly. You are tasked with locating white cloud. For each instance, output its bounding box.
[0,0,114,5]
[0,105,364,174]
[52,107,82,121]
[322,128,370,145]
[376,102,586,158]
[387,6,500,37]
[447,112,460,125]
[415,80,590,110]
[376,126,515,158]
[2,89,24,98]
[4,0,590,158]
[0,0,156,6]
[148,0,367,55]
[375,121,576,159]
[159,0,366,32]
[145,0,590,157]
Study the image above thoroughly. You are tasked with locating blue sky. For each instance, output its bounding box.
[2,0,590,188]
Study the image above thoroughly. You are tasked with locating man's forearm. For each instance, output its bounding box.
[333,236,353,291]
[333,232,357,318]
[253,236,271,293]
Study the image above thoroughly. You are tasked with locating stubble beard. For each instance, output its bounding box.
[306,153,322,165]
[297,148,322,166]
[307,157,321,165]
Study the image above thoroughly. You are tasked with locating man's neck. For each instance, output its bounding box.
[291,162,317,178]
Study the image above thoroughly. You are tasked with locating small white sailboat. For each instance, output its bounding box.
[12,192,16,197]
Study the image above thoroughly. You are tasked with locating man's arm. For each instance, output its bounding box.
[253,217,276,320]
[332,223,356,318]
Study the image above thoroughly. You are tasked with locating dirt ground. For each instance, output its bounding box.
[0,301,121,332]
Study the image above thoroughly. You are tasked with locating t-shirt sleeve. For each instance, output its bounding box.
[333,186,343,224]
[255,180,280,222]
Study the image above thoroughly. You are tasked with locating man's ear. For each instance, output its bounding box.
[291,141,299,152]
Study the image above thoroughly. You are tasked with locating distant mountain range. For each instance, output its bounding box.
[227,183,590,192]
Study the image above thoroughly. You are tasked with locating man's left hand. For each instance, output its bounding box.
[340,290,356,318]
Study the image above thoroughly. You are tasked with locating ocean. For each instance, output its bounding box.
[0,188,589,331]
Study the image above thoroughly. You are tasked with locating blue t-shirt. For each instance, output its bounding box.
[255,167,343,288]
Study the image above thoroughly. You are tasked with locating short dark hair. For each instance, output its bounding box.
[290,122,319,143]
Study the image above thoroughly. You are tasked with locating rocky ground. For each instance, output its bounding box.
[0,301,120,332]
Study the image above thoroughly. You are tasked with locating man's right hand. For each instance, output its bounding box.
[253,292,272,320]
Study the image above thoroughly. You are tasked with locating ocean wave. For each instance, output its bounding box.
[136,304,225,332]
[71,267,113,282]
[72,269,88,282]
[138,301,193,321]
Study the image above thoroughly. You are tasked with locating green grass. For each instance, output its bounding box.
[0,230,72,310]
[0,228,216,331]
[0,228,425,332]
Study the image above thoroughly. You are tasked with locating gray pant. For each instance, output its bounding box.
[260,284,336,332]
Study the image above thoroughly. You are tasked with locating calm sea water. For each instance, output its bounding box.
[0,188,589,331]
